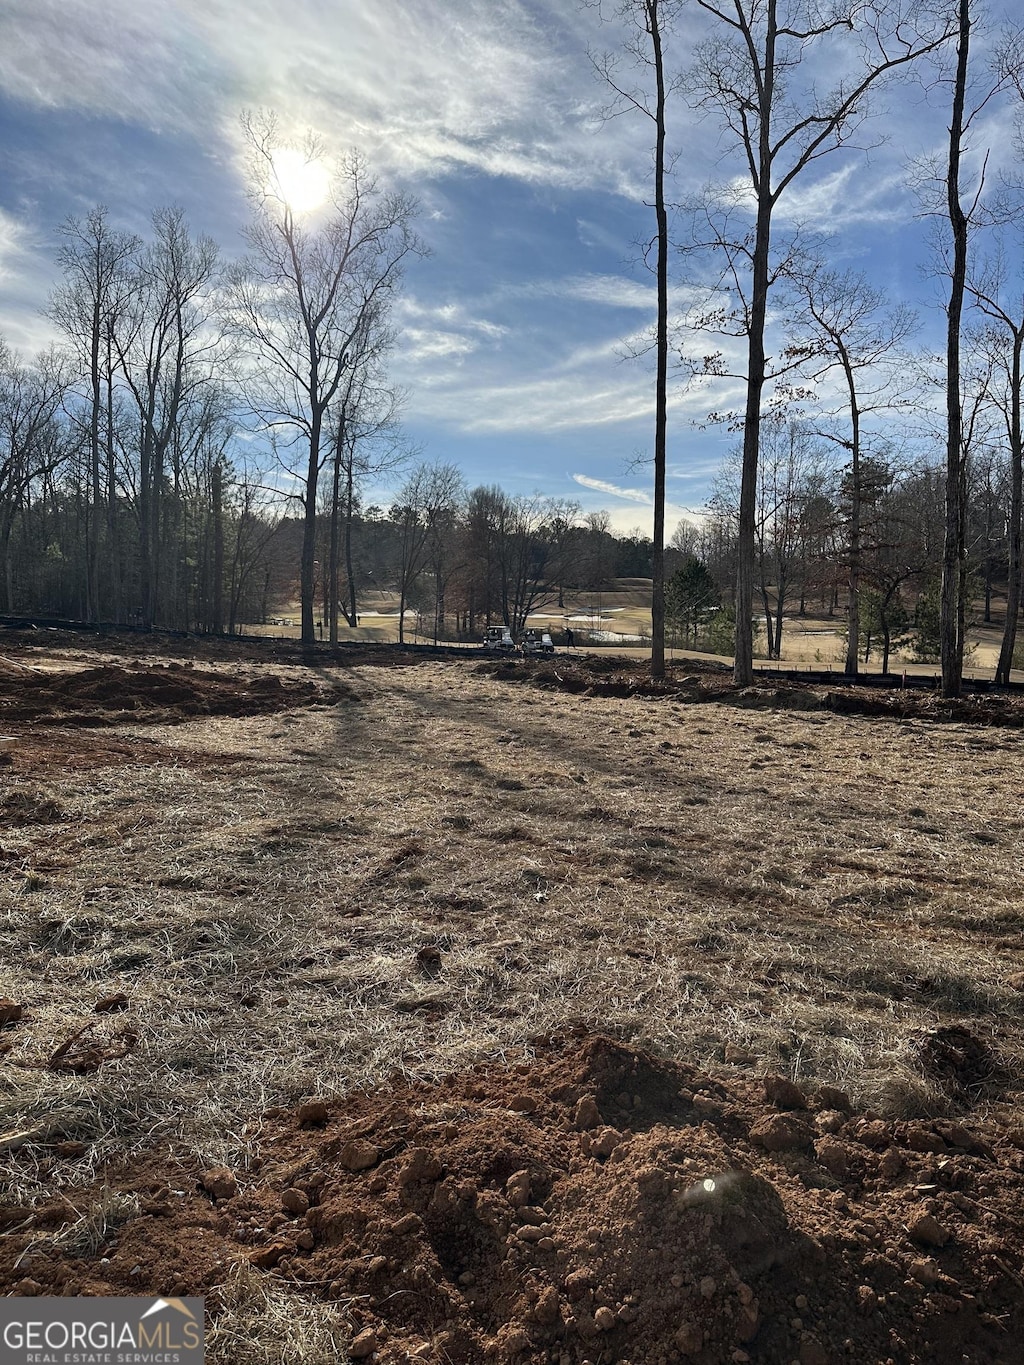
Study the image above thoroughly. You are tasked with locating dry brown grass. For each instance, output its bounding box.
[204,1263,353,1365]
[3,650,1023,1218]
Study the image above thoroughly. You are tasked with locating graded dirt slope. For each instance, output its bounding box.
[1,633,1023,1364]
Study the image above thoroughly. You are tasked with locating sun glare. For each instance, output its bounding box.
[270,148,331,214]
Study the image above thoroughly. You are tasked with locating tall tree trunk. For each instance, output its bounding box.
[148,440,164,627]
[3,520,14,612]
[774,594,784,660]
[649,0,669,680]
[734,7,776,687]
[996,333,1023,684]
[397,511,414,646]
[300,415,321,646]
[941,0,970,699]
[212,460,224,634]
[759,582,775,658]
[87,294,102,623]
[983,487,993,623]
[328,413,344,646]
[344,460,358,629]
[105,334,121,622]
[844,368,862,677]
[139,415,153,627]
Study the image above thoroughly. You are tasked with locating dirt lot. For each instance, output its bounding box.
[2,631,1024,1364]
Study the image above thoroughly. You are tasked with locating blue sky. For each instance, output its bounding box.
[0,0,1018,534]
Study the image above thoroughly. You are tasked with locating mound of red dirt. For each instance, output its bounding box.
[5,1034,1024,1364]
[0,661,355,727]
[482,658,1024,729]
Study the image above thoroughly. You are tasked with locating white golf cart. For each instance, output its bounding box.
[482,624,516,652]
[521,627,555,656]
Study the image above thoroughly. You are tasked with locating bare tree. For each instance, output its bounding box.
[968,258,1024,682]
[861,459,938,672]
[50,208,140,620]
[759,423,822,657]
[785,264,919,675]
[589,0,682,678]
[389,461,463,644]
[988,30,1024,671]
[713,421,828,656]
[323,334,406,640]
[223,459,286,634]
[581,509,619,591]
[906,1,1022,693]
[669,516,700,556]
[423,477,468,644]
[0,342,73,610]
[494,495,583,636]
[114,207,220,627]
[938,0,974,697]
[227,113,420,644]
[967,29,1024,682]
[687,0,956,685]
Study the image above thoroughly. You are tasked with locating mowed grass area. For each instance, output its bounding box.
[3,652,1024,1213]
[245,580,1024,678]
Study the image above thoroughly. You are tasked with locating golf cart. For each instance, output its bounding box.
[521,627,555,656]
[482,624,516,652]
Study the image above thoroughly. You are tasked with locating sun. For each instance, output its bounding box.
[269,148,331,215]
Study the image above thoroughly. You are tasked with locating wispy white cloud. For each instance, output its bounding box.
[397,297,508,333]
[515,274,656,310]
[0,1,221,134]
[720,161,913,234]
[394,281,749,439]
[568,477,713,538]
[0,210,61,353]
[403,328,479,363]
[773,164,908,230]
[577,216,635,253]
[394,296,511,370]
[0,210,28,284]
[410,370,655,433]
[0,1,665,198]
[572,474,651,504]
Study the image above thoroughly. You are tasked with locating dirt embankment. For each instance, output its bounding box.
[4,1034,1024,1364]
[482,656,1024,729]
[0,657,355,728]
[3,626,1022,731]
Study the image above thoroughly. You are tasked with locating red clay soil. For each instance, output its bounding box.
[4,1033,1024,1365]
[0,658,355,728]
[482,659,1024,730]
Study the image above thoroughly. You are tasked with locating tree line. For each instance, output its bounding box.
[0,294,666,639]
[2,273,1005,675]
[594,0,1024,693]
